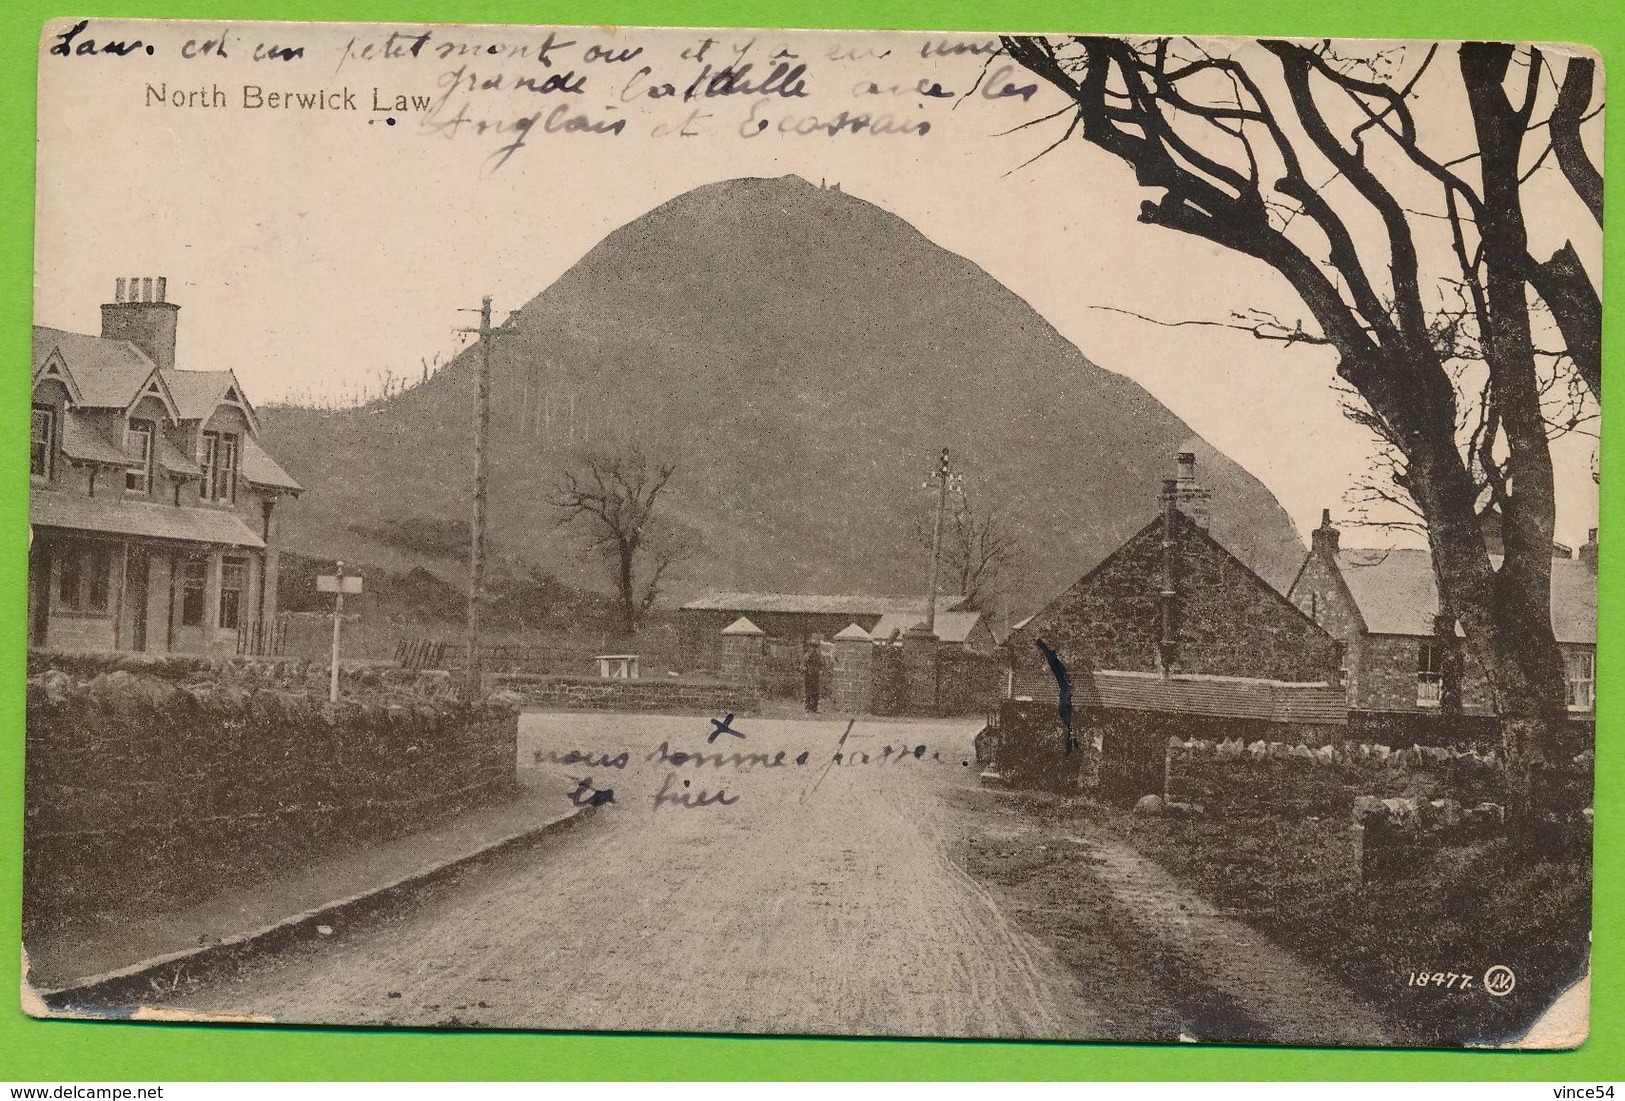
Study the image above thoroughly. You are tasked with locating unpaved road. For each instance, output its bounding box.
[159,712,1104,1038]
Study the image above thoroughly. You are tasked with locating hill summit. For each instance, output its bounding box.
[258,174,1307,614]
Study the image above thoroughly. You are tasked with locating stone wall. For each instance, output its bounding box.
[28,648,461,704]
[24,669,517,934]
[1160,736,1528,819]
[490,673,757,714]
[937,648,1006,716]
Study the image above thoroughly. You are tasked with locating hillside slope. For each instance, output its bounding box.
[259,175,1306,613]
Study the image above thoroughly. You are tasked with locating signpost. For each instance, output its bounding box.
[316,562,363,703]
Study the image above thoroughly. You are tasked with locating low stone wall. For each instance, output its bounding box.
[26,649,459,704]
[489,673,758,714]
[24,669,518,935]
[1160,736,1593,822]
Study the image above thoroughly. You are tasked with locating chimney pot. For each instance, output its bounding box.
[100,276,179,370]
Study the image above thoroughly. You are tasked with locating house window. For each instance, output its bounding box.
[201,431,238,503]
[56,545,111,613]
[1417,641,1444,707]
[179,557,207,627]
[30,404,56,480]
[219,557,246,629]
[124,419,154,494]
[1565,650,1596,711]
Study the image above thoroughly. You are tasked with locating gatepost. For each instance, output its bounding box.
[719,616,765,686]
[831,623,874,713]
[900,622,939,716]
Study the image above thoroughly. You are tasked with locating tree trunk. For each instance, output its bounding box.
[617,545,639,636]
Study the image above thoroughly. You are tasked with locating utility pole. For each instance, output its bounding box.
[922,448,960,636]
[455,296,513,699]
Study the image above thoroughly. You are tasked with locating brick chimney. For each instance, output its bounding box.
[1173,450,1211,529]
[101,275,178,370]
[1311,508,1341,557]
[1580,527,1598,572]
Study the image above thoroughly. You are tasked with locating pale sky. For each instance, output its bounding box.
[33,21,1602,549]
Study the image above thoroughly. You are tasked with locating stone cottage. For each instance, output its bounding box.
[1286,512,1597,744]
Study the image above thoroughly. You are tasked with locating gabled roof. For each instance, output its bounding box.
[1028,507,1321,639]
[869,609,985,644]
[682,592,965,617]
[32,327,155,408]
[1333,548,1596,645]
[240,435,302,493]
[160,367,260,434]
[30,491,265,549]
[1082,669,1347,725]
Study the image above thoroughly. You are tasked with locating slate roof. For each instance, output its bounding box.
[240,435,302,492]
[33,327,154,407]
[869,609,985,644]
[682,592,965,617]
[59,412,136,467]
[1335,548,1595,645]
[1082,669,1348,725]
[31,492,265,549]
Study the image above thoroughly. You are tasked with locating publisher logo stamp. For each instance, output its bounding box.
[1483,965,1517,997]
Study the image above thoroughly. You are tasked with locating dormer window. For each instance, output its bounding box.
[30,404,56,480]
[201,430,239,504]
[124,419,153,494]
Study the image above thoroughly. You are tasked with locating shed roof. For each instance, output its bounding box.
[241,435,302,492]
[152,430,201,478]
[59,412,136,467]
[1334,548,1595,644]
[31,492,265,549]
[1083,669,1347,725]
[683,591,965,617]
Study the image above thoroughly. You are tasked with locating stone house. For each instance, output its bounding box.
[992,456,1345,798]
[28,277,302,656]
[1286,512,1597,743]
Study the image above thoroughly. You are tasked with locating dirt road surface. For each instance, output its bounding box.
[159,712,1105,1038]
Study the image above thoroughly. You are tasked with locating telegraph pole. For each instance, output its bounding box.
[923,448,957,636]
[456,296,512,699]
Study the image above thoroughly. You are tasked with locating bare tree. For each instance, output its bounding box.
[999,36,1602,829]
[914,489,1022,608]
[549,446,692,635]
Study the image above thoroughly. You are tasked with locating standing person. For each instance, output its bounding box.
[803,640,822,714]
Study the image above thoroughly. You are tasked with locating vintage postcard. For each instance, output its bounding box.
[23,20,1600,1049]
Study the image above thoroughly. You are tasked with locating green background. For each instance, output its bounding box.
[0,0,1618,1082]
